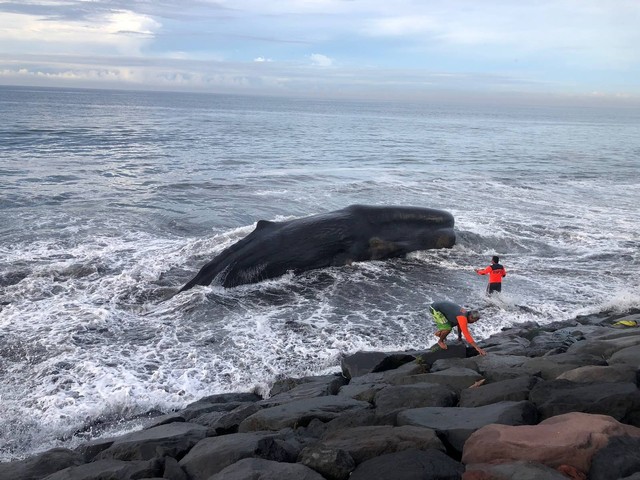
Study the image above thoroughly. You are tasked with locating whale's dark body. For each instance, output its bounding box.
[180,204,456,290]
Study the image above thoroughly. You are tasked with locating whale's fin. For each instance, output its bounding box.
[369,237,405,259]
[256,220,275,230]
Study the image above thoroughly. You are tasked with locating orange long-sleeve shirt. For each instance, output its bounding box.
[477,264,506,283]
[456,315,476,344]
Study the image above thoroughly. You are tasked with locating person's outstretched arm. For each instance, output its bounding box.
[457,316,487,356]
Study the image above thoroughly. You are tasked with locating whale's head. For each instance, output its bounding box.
[347,205,456,256]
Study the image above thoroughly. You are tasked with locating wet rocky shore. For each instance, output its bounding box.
[2,309,640,480]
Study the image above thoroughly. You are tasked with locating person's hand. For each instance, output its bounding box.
[476,346,487,356]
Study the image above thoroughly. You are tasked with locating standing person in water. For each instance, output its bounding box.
[429,300,486,356]
[476,255,506,294]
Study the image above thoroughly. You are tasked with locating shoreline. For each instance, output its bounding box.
[2,308,640,479]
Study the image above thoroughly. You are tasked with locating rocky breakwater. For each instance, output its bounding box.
[2,310,640,480]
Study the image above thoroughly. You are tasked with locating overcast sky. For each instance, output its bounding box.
[1,0,639,103]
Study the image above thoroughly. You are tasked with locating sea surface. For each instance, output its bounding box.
[1,86,639,460]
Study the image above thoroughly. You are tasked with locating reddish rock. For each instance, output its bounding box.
[557,464,587,480]
[463,460,569,480]
[462,412,640,474]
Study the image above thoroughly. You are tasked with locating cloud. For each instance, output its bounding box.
[366,15,438,37]
[254,57,273,62]
[0,9,161,56]
[361,1,640,68]
[309,53,333,67]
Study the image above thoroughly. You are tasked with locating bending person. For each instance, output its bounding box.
[430,300,486,356]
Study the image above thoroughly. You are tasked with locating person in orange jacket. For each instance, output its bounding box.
[476,255,506,294]
[430,300,486,355]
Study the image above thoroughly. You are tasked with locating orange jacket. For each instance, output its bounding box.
[456,315,475,344]
[477,263,506,283]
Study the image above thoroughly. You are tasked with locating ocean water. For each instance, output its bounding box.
[1,86,639,460]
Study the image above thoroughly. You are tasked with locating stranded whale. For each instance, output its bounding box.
[180,204,456,290]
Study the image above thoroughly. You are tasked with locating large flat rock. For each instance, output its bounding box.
[208,458,325,480]
[0,448,84,480]
[373,383,457,423]
[178,432,279,480]
[529,380,640,421]
[459,375,539,408]
[397,400,537,453]
[41,459,161,480]
[94,422,208,461]
[310,425,445,465]
[349,448,464,480]
[239,396,370,432]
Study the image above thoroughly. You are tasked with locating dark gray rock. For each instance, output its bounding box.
[94,422,207,461]
[42,458,161,480]
[323,409,382,434]
[471,355,532,383]
[483,336,531,356]
[337,382,387,403]
[178,402,250,422]
[162,456,188,480]
[145,413,187,428]
[260,375,348,407]
[204,403,261,435]
[208,457,326,480]
[397,400,538,453]
[565,330,640,359]
[529,380,640,421]
[589,436,640,480]
[429,357,479,373]
[268,373,347,397]
[340,351,416,379]
[149,397,259,428]
[609,344,640,367]
[238,395,371,432]
[467,350,603,382]
[412,344,468,367]
[0,448,84,480]
[74,436,116,462]
[459,376,539,408]
[525,328,584,356]
[310,425,444,465]
[296,417,329,439]
[348,359,427,386]
[298,446,356,480]
[173,392,261,422]
[349,448,464,480]
[178,431,278,480]
[188,392,262,405]
[523,351,607,379]
[373,383,457,423]
[255,437,299,463]
[556,364,638,384]
[588,325,640,339]
[392,367,484,392]
[271,424,325,453]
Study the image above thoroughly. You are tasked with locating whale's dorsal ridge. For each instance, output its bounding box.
[256,219,275,230]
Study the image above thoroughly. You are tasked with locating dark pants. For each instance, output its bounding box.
[487,282,502,294]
